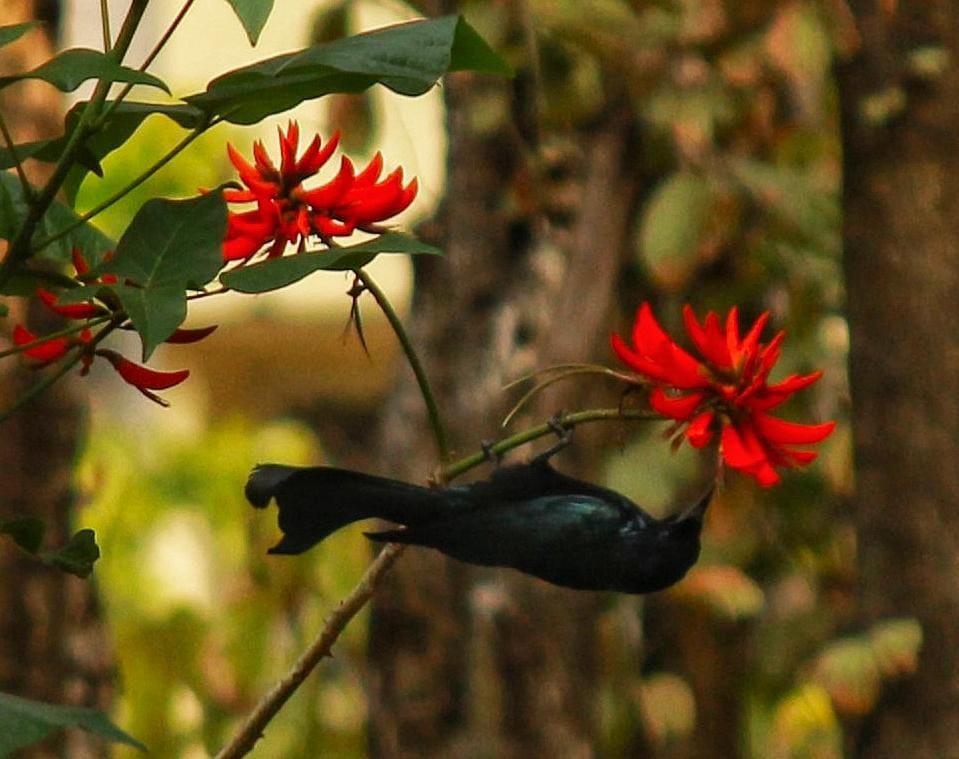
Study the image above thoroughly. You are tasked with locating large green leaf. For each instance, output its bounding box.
[0,173,115,289]
[0,48,169,93]
[220,232,441,293]
[187,15,511,124]
[224,0,275,45]
[0,101,206,178]
[101,191,226,359]
[0,21,36,49]
[0,691,145,756]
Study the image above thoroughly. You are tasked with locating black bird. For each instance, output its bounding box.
[246,452,713,594]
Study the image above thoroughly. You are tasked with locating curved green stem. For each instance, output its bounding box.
[0,0,149,287]
[442,407,659,481]
[355,266,451,462]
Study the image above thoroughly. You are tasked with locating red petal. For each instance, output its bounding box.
[634,303,708,389]
[295,131,339,177]
[165,325,218,344]
[223,189,258,203]
[610,331,672,383]
[223,235,263,261]
[101,350,190,390]
[753,414,836,445]
[253,139,277,177]
[278,121,299,176]
[302,156,355,209]
[228,143,264,187]
[313,215,355,238]
[71,247,90,276]
[686,410,715,448]
[683,305,731,370]
[353,152,383,187]
[37,288,103,319]
[721,423,766,468]
[725,306,741,358]
[649,387,705,420]
[12,324,69,363]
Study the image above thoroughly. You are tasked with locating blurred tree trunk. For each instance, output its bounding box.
[0,2,114,757]
[366,4,643,757]
[838,2,959,756]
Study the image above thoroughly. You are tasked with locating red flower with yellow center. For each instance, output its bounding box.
[612,302,836,487]
[223,121,417,261]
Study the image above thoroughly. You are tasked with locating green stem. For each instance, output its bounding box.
[355,267,451,462]
[442,407,659,481]
[0,319,118,424]
[0,111,34,202]
[0,0,149,288]
[100,0,112,51]
[100,0,199,124]
[0,315,112,359]
[32,121,216,251]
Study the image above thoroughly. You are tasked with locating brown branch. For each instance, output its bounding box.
[214,543,406,759]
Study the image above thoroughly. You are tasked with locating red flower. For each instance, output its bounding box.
[12,324,93,369]
[612,302,836,487]
[223,121,417,261]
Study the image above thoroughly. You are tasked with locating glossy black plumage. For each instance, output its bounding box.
[246,458,712,594]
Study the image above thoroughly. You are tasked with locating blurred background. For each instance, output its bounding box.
[2,0,957,757]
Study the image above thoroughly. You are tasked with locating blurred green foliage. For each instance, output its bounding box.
[78,418,369,757]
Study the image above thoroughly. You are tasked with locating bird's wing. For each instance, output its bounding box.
[464,459,651,525]
[367,494,634,588]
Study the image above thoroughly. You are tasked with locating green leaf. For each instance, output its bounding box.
[224,0,275,45]
[41,529,100,578]
[0,301,7,316]
[220,232,441,293]
[638,172,712,288]
[101,191,227,359]
[0,520,99,578]
[0,48,170,94]
[0,517,45,554]
[0,691,146,756]
[0,102,206,191]
[186,15,510,124]
[0,21,37,49]
[0,173,115,285]
[111,283,187,361]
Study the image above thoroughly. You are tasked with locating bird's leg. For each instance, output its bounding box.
[534,413,573,462]
[481,439,504,467]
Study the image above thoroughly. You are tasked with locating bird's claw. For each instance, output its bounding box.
[535,413,573,462]
[481,439,504,467]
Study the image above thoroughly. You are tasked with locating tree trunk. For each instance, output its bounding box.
[838,2,959,756]
[366,8,643,756]
[0,3,114,756]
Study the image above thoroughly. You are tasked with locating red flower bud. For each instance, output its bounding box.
[97,349,190,406]
[12,324,69,364]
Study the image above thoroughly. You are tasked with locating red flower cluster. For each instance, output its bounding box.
[8,248,213,406]
[223,121,418,261]
[612,302,835,487]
